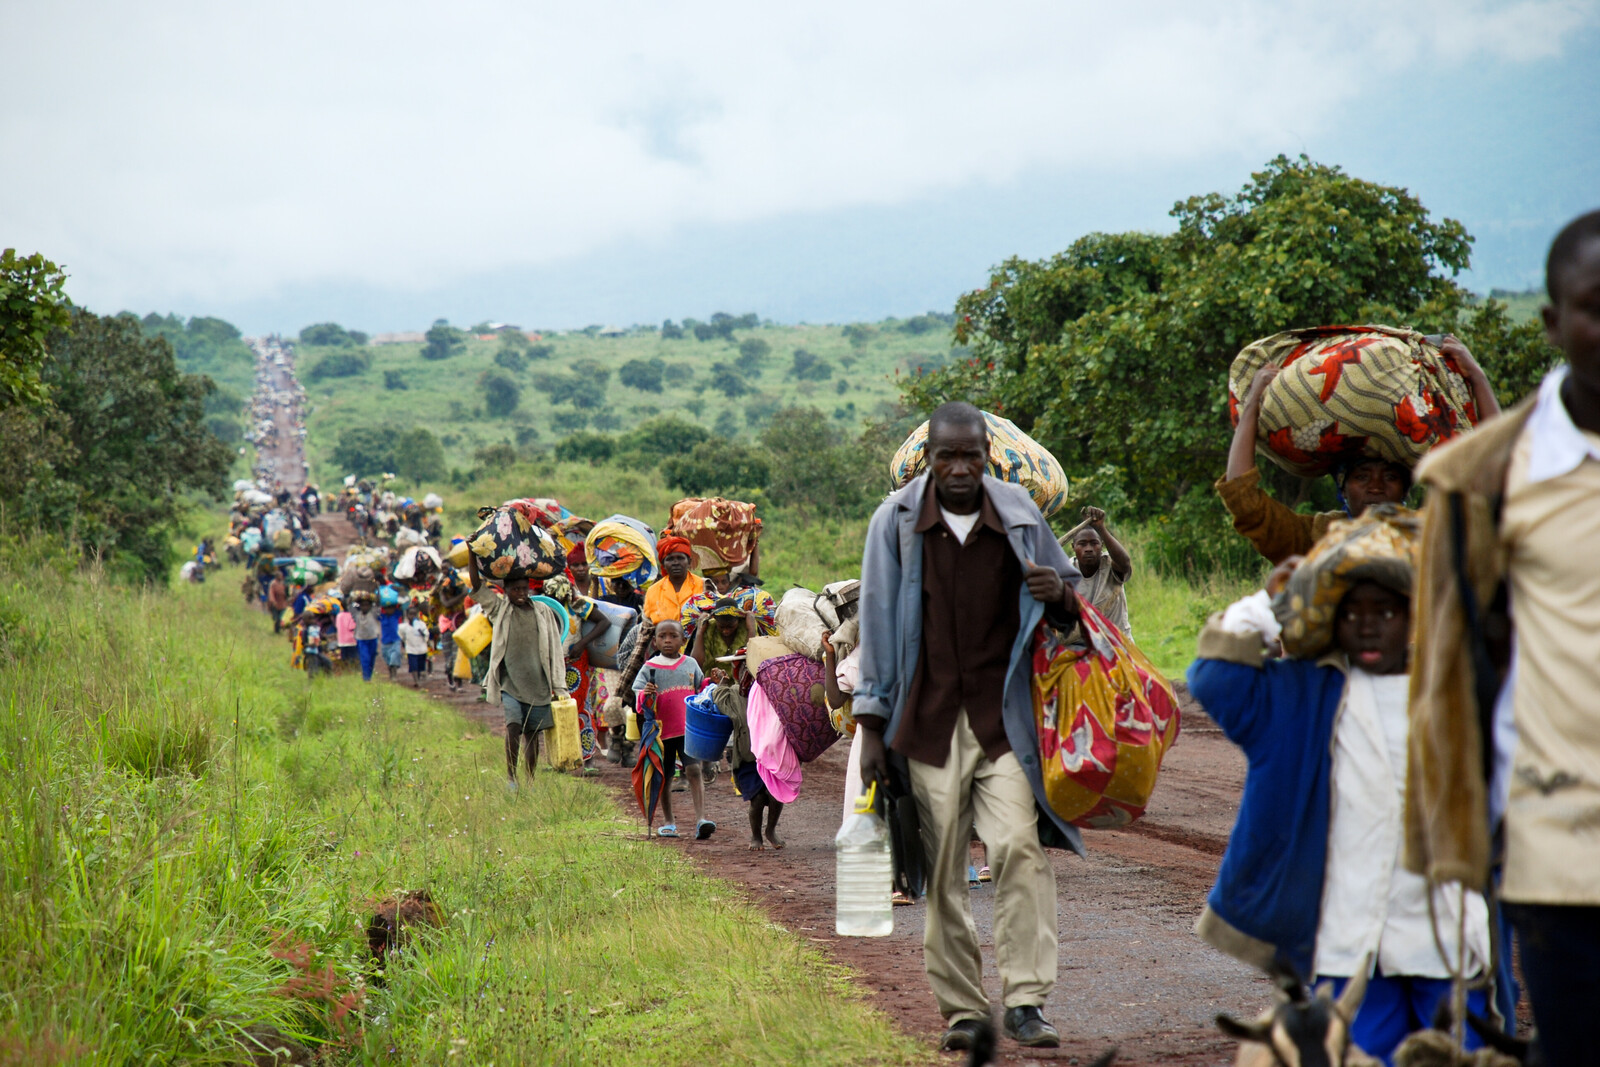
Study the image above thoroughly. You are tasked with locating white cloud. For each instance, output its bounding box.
[2,0,1594,311]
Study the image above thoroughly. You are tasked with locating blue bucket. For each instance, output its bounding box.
[684,692,733,762]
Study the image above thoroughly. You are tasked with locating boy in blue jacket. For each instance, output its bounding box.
[1188,507,1506,1064]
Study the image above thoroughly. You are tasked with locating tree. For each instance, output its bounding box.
[1,309,231,580]
[300,322,358,347]
[908,156,1486,530]
[494,347,525,373]
[708,362,752,397]
[474,442,518,469]
[620,415,710,459]
[527,343,555,360]
[737,337,770,375]
[619,357,665,392]
[571,358,612,386]
[554,431,615,464]
[307,350,371,380]
[660,320,685,340]
[395,427,446,481]
[480,369,521,417]
[1,249,72,408]
[331,426,400,475]
[842,323,876,348]
[759,406,888,518]
[421,321,466,361]
[661,438,772,496]
[384,369,408,390]
[790,349,833,381]
[898,312,951,336]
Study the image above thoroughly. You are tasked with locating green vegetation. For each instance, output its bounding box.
[0,530,921,1065]
[0,248,72,408]
[1,309,231,581]
[907,155,1562,576]
[136,311,256,400]
[300,317,961,477]
[1487,287,1546,326]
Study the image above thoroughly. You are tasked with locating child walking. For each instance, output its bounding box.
[399,605,431,688]
[633,620,714,840]
[1188,507,1506,1065]
[708,653,783,851]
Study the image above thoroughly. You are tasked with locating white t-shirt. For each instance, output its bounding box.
[398,619,431,655]
[939,506,980,545]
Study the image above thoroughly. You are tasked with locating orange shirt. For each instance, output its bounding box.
[643,572,705,625]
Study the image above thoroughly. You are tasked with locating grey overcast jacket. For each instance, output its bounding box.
[853,473,1085,854]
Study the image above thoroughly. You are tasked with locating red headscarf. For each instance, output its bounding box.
[566,543,587,566]
[657,535,693,561]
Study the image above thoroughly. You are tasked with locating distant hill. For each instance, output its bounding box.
[295,317,964,477]
[1486,288,1544,326]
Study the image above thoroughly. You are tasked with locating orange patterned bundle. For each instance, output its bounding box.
[666,497,762,572]
[1032,598,1181,829]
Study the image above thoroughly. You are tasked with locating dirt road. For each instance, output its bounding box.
[307,491,1266,1067]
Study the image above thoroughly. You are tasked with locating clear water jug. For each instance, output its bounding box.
[835,782,893,937]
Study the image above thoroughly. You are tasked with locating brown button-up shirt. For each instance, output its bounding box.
[895,481,1022,767]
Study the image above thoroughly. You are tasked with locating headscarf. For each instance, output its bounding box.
[566,543,587,566]
[542,574,574,604]
[1273,503,1420,659]
[657,534,693,561]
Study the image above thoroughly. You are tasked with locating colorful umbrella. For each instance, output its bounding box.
[631,691,665,825]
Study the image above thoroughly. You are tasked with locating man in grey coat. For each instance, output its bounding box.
[854,402,1082,1053]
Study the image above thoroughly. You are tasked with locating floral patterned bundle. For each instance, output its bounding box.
[666,497,762,571]
[891,411,1069,518]
[466,503,562,581]
[1032,597,1181,829]
[1228,325,1481,478]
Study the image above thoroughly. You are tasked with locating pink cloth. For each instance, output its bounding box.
[335,610,356,645]
[746,681,802,803]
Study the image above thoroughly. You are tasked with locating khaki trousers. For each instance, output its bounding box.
[907,709,1057,1022]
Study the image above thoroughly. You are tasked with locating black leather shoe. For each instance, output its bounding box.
[1003,1005,1060,1048]
[939,1018,992,1053]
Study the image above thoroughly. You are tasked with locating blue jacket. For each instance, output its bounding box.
[853,473,1085,854]
[1189,626,1518,1025]
[1187,630,1346,978]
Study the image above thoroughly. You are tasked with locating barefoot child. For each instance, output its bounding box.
[1189,507,1505,1064]
[399,605,430,688]
[634,620,714,840]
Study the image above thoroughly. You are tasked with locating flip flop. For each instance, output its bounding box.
[656,824,679,838]
[695,819,717,840]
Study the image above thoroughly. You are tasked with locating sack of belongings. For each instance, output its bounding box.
[585,515,658,585]
[891,411,1069,518]
[1228,324,1483,478]
[467,503,562,582]
[1273,504,1420,658]
[774,580,861,661]
[679,585,778,640]
[755,652,838,763]
[1032,595,1181,829]
[665,497,762,572]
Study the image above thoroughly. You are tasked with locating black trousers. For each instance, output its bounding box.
[1504,902,1600,1066]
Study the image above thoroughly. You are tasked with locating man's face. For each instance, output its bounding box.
[1343,461,1409,515]
[1072,531,1103,571]
[655,622,684,656]
[1545,234,1600,391]
[663,552,691,582]
[1334,582,1411,675]
[505,578,533,608]
[928,422,988,512]
[569,559,589,584]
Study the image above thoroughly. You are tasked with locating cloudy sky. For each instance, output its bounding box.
[4,1,1597,334]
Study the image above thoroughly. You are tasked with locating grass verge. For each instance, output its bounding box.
[0,532,922,1066]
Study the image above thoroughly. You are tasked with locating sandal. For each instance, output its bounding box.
[656,824,679,838]
[695,819,716,840]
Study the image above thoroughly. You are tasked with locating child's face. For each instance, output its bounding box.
[505,578,533,608]
[715,614,741,641]
[1544,233,1600,389]
[654,623,684,656]
[1335,582,1410,675]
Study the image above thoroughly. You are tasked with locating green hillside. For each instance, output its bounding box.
[1486,288,1545,326]
[298,317,963,477]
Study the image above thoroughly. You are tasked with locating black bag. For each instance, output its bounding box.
[880,756,925,901]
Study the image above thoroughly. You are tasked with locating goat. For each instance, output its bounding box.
[1390,1003,1534,1067]
[1216,959,1378,1067]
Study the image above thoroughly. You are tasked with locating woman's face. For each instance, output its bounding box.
[1334,582,1411,674]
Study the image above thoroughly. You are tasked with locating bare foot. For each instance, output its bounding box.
[748,839,765,851]
[765,829,785,850]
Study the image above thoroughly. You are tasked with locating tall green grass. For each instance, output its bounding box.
[0,532,920,1066]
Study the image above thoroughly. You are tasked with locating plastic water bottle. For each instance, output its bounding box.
[835,782,893,937]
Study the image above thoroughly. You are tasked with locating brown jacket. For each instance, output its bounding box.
[1215,468,1341,565]
[1403,397,1537,888]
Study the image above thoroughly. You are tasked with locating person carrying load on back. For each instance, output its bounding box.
[1220,338,1500,564]
[855,402,1082,1054]
[643,535,703,624]
[465,548,568,789]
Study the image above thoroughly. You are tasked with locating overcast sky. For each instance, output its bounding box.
[4,1,1597,334]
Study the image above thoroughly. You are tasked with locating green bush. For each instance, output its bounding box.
[307,351,370,381]
[554,431,615,464]
[661,438,772,496]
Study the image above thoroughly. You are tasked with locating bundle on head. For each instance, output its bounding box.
[366,889,444,971]
[1216,959,1378,1067]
